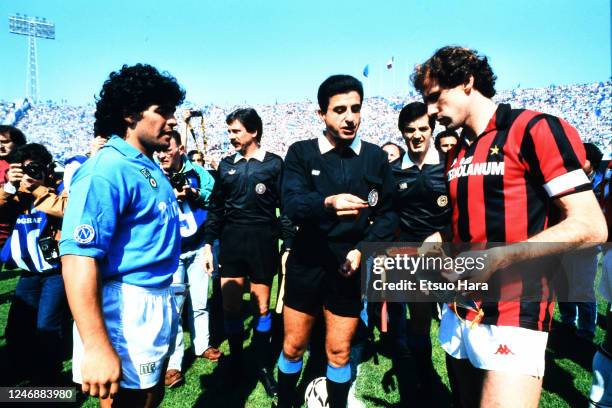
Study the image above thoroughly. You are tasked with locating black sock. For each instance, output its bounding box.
[326,378,351,408]
[277,353,302,408]
[252,312,273,369]
[326,363,351,408]
[252,330,271,369]
[225,318,244,362]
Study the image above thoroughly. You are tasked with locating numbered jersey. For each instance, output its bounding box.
[177,167,209,252]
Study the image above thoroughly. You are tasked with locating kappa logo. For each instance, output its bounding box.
[494,344,515,355]
[140,168,152,178]
[74,224,95,244]
[139,362,156,375]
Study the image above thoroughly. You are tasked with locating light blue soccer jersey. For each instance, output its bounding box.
[59,136,181,288]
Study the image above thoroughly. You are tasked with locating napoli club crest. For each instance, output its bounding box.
[255,183,267,194]
[368,189,379,207]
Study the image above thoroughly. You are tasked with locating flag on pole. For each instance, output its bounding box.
[363,64,370,78]
[386,57,394,70]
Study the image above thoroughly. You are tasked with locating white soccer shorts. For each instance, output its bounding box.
[72,281,178,389]
[439,304,548,378]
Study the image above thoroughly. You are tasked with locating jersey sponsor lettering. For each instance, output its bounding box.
[158,199,180,224]
[447,160,505,181]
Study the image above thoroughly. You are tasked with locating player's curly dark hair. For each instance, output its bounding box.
[412,46,497,98]
[94,64,185,138]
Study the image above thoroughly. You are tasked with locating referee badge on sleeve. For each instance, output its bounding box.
[368,189,379,207]
[437,195,448,207]
[255,183,267,194]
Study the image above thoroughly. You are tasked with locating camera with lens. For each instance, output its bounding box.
[38,236,60,263]
[23,162,46,180]
[169,172,187,191]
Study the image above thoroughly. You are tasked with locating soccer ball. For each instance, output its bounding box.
[304,377,329,408]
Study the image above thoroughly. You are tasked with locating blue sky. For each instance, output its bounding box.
[1,0,610,105]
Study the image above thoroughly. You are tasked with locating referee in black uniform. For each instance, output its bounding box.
[391,101,451,403]
[276,75,397,408]
[203,108,291,397]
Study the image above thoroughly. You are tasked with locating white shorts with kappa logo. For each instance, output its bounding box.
[439,304,548,377]
[72,281,178,389]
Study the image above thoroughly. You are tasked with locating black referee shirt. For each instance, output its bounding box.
[391,147,451,242]
[282,134,398,264]
[204,149,289,244]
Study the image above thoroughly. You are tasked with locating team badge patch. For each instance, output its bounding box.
[255,183,266,194]
[368,189,379,206]
[74,224,95,244]
[437,195,448,207]
[399,182,408,190]
[140,168,158,189]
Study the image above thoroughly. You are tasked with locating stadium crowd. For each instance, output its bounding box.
[2,81,610,165]
[0,48,610,408]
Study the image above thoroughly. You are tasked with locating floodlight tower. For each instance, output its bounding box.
[9,14,55,103]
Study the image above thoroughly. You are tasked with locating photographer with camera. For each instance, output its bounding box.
[0,125,27,249]
[0,142,68,385]
[156,130,218,388]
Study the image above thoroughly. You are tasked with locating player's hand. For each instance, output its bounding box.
[90,136,108,156]
[80,343,121,399]
[324,194,368,217]
[339,249,361,277]
[6,163,23,186]
[204,155,218,170]
[441,247,503,285]
[203,244,214,276]
[20,174,43,192]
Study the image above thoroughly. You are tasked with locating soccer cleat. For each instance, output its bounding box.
[259,367,278,398]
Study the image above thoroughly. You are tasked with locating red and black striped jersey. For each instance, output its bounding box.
[447,103,590,331]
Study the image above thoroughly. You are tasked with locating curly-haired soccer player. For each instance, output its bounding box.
[60,63,185,407]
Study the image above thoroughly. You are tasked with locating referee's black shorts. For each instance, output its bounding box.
[219,223,279,285]
[283,252,361,318]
